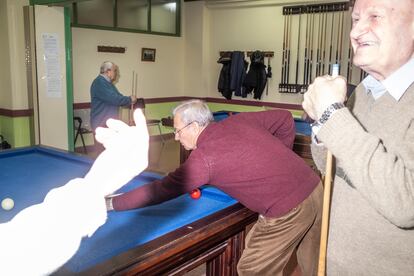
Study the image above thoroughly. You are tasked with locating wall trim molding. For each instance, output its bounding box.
[1,98,302,116]
[73,97,302,110]
[0,108,33,117]
[204,97,302,110]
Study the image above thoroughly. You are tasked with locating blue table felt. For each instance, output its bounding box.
[0,146,237,272]
[213,111,311,136]
[294,118,312,136]
[212,111,234,122]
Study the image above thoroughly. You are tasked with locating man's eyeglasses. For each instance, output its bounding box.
[174,122,194,135]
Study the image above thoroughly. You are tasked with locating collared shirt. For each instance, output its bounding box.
[100,73,111,83]
[362,58,414,101]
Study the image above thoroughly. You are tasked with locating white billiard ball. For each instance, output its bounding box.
[1,198,14,211]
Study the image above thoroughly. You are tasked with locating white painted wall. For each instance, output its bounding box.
[182,1,209,97]
[186,0,350,105]
[207,4,296,103]
[0,0,30,110]
[71,0,350,106]
[72,27,185,103]
[0,0,12,109]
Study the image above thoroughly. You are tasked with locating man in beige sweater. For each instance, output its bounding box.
[302,0,414,275]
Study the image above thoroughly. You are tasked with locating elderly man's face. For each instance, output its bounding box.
[350,0,414,80]
[108,65,119,83]
[173,113,198,150]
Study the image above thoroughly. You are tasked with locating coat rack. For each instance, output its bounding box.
[219,51,274,58]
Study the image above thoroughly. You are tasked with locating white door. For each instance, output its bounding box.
[34,5,70,150]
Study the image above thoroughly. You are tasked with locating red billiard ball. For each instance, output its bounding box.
[190,189,201,199]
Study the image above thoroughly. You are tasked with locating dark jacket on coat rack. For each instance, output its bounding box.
[230,51,248,97]
[217,51,247,100]
[217,54,232,100]
[243,51,267,100]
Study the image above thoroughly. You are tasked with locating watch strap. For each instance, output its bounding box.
[318,102,345,125]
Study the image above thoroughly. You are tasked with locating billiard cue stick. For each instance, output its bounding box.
[309,9,315,85]
[315,6,322,77]
[287,7,292,88]
[281,7,287,89]
[321,8,327,75]
[317,63,339,276]
[294,11,302,86]
[134,72,138,122]
[318,151,333,276]
[328,11,335,75]
[337,6,345,73]
[130,71,135,125]
[303,10,309,87]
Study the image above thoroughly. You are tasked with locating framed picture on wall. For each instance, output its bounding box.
[141,48,156,62]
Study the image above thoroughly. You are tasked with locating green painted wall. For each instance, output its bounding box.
[207,103,265,113]
[1,102,303,151]
[119,101,180,137]
[0,116,32,148]
[207,103,304,118]
[143,101,304,136]
[145,101,180,135]
[146,101,304,135]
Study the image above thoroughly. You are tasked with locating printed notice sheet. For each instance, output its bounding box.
[42,33,62,98]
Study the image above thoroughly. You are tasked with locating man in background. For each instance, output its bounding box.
[90,61,137,153]
[302,0,414,274]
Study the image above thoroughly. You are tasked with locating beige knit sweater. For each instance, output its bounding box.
[311,83,414,275]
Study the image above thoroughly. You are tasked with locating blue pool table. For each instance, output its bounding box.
[212,111,312,136]
[0,146,257,275]
[161,111,313,164]
[212,111,313,159]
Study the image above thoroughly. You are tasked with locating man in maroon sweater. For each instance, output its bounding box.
[107,99,322,275]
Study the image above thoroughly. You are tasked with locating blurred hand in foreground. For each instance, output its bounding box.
[85,109,149,196]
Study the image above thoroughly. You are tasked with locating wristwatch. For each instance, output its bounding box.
[318,102,345,125]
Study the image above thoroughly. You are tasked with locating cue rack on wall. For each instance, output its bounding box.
[279,2,367,94]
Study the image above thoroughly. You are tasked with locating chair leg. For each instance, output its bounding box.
[80,132,87,154]
[74,130,80,152]
[157,123,165,144]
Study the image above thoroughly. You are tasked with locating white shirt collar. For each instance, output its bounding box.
[362,58,414,101]
[362,75,387,100]
[100,73,111,83]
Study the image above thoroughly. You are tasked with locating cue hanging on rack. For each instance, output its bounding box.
[279,2,366,94]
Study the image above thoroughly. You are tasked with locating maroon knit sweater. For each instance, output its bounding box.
[113,110,320,217]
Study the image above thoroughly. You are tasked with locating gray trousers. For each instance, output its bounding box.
[237,182,323,276]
